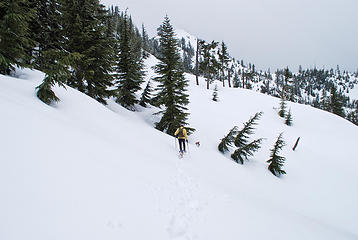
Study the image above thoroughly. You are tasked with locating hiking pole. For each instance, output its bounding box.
[174,137,178,151]
[186,140,189,153]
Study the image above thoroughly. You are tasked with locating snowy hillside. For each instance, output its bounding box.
[1,56,358,240]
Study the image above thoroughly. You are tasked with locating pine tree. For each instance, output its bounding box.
[115,12,145,110]
[218,41,230,87]
[267,133,286,177]
[278,95,287,118]
[234,112,263,148]
[199,40,219,89]
[231,138,263,164]
[328,85,345,117]
[153,16,190,135]
[0,0,35,74]
[139,80,153,107]
[285,108,293,126]
[212,84,219,101]
[62,0,116,104]
[231,112,263,164]
[218,126,238,153]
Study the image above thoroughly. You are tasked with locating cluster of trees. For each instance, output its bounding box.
[171,35,358,126]
[218,112,287,177]
[0,1,190,136]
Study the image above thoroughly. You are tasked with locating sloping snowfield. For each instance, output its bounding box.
[1,57,357,240]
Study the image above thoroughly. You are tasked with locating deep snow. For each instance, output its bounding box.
[1,56,358,240]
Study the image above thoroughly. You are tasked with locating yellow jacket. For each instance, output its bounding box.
[174,127,188,140]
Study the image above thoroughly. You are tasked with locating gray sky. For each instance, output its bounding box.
[101,0,358,72]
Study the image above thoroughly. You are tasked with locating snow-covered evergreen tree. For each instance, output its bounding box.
[218,126,238,153]
[153,16,190,135]
[62,0,116,104]
[212,84,219,101]
[278,95,287,118]
[139,80,153,107]
[267,133,286,177]
[234,112,263,148]
[0,0,35,74]
[115,12,145,110]
[231,112,263,164]
[285,108,293,126]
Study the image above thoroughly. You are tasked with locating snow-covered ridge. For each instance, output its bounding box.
[1,57,358,239]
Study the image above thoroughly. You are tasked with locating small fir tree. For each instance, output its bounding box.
[285,108,293,126]
[278,95,287,118]
[267,133,286,177]
[234,112,263,148]
[231,112,263,164]
[231,138,263,164]
[212,84,219,101]
[139,80,153,107]
[218,126,238,153]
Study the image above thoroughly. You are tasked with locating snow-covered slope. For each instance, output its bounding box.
[1,57,358,240]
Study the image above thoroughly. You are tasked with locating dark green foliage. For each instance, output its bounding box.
[212,84,219,101]
[218,41,230,87]
[0,0,35,74]
[115,12,145,110]
[29,0,62,71]
[199,40,219,89]
[327,85,345,118]
[278,96,287,118]
[285,108,293,126]
[218,126,238,153]
[267,133,286,177]
[139,80,153,107]
[231,138,263,164]
[36,75,62,105]
[36,51,81,105]
[62,0,116,104]
[231,112,263,164]
[234,112,263,148]
[153,16,191,135]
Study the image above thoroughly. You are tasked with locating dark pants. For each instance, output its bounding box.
[178,139,186,152]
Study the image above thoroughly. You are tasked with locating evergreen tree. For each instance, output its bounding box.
[231,138,263,164]
[267,133,286,177]
[328,85,345,117]
[285,108,293,126]
[139,80,153,107]
[115,12,145,110]
[35,51,81,105]
[231,112,263,164]
[218,126,238,153]
[199,40,219,89]
[153,16,190,135]
[62,0,116,104]
[218,41,230,87]
[212,84,219,101]
[141,23,150,58]
[234,112,263,148]
[0,0,35,74]
[278,95,287,118]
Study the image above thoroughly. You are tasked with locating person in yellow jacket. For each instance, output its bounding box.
[174,125,188,153]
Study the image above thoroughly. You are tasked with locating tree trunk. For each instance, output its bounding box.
[195,39,199,85]
[228,69,231,87]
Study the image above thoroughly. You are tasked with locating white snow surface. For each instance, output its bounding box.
[1,55,358,240]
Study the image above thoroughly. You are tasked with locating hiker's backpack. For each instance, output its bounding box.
[178,128,184,138]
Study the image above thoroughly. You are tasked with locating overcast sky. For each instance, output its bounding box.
[101,0,357,72]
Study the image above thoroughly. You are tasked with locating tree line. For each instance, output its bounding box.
[0,0,190,136]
